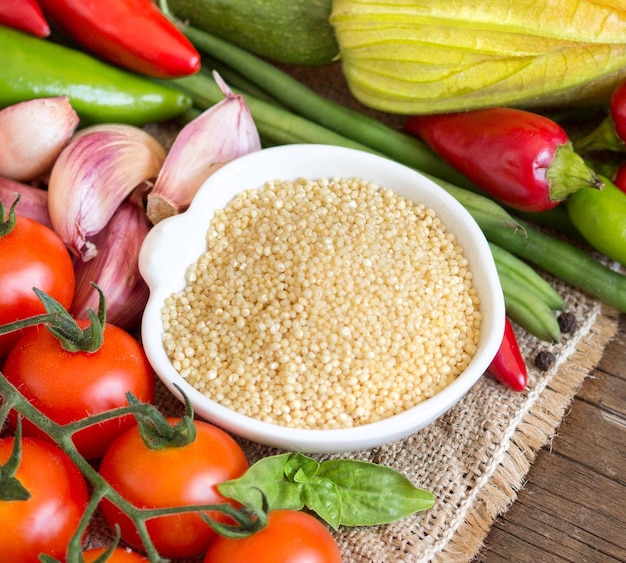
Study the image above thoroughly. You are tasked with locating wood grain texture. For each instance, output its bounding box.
[478,314,626,562]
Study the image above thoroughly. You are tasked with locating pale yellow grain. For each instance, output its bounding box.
[161,177,482,429]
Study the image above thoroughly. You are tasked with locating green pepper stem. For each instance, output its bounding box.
[573,116,625,154]
[546,142,604,201]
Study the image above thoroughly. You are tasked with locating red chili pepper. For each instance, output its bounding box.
[0,0,50,37]
[613,162,626,195]
[404,108,602,212]
[37,0,200,78]
[609,80,626,146]
[575,80,626,153]
[487,317,528,392]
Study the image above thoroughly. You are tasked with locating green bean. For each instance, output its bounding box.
[430,176,521,232]
[172,73,374,151]
[169,72,521,233]
[182,25,474,190]
[194,63,283,107]
[509,205,584,241]
[484,220,626,313]
[497,271,562,342]
[489,242,564,310]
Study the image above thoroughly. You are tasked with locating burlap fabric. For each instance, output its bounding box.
[86,283,618,562]
[318,296,619,562]
[87,64,620,560]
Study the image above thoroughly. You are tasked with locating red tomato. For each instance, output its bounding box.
[2,320,155,460]
[204,509,343,563]
[98,418,249,558]
[0,213,75,358]
[0,436,89,562]
[82,546,149,562]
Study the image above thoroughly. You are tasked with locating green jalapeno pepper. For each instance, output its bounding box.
[1,25,192,125]
[567,175,626,267]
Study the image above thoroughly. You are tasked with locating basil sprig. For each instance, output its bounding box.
[218,452,435,530]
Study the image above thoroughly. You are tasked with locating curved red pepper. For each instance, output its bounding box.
[37,0,200,78]
[0,0,50,37]
[610,80,626,145]
[573,80,626,153]
[404,108,602,212]
[487,317,528,392]
[613,162,626,195]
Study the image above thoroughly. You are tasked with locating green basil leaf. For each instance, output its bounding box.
[283,452,317,480]
[218,453,304,512]
[301,476,343,530]
[317,459,435,526]
[293,459,321,483]
[219,452,435,529]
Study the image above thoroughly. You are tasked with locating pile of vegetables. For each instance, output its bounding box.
[2,0,626,560]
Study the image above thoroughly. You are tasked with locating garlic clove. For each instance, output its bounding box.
[48,123,165,261]
[70,190,151,330]
[146,71,261,224]
[0,176,52,229]
[0,97,79,182]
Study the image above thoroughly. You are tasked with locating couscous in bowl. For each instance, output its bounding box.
[139,144,505,453]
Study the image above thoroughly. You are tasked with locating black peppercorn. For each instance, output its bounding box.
[558,312,577,333]
[535,350,556,371]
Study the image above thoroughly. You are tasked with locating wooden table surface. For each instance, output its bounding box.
[477,313,626,562]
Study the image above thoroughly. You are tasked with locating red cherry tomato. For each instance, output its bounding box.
[0,436,89,562]
[204,509,343,563]
[98,418,249,558]
[82,546,149,562]
[2,320,155,460]
[0,213,75,358]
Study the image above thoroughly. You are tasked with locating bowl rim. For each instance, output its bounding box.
[139,144,505,453]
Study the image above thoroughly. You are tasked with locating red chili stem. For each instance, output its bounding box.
[404,108,602,212]
[37,0,200,78]
[487,317,528,392]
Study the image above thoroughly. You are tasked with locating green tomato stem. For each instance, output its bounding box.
[126,389,198,450]
[0,194,19,237]
[0,419,31,502]
[0,285,106,353]
[0,373,266,562]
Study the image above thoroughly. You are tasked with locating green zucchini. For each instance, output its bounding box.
[168,0,338,66]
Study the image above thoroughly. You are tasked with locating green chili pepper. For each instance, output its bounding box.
[1,25,192,125]
[567,175,626,267]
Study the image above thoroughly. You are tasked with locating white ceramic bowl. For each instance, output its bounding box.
[139,144,504,453]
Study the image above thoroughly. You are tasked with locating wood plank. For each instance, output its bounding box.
[480,452,626,562]
[480,314,626,562]
[591,313,626,379]
[576,369,626,415]
[550,390,626,480]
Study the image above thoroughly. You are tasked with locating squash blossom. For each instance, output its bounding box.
[330,0,626,114]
